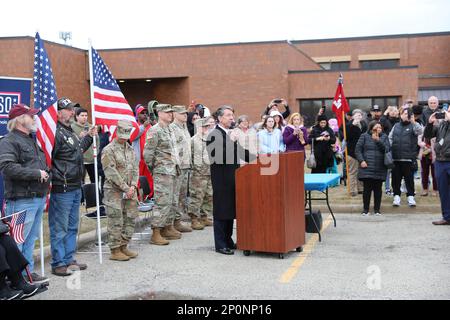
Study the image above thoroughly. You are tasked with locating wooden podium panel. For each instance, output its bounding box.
[236,152,305,255]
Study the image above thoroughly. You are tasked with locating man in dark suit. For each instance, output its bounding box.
[206,106,254,255]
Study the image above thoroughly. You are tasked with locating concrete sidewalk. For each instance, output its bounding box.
[31,213,450,300]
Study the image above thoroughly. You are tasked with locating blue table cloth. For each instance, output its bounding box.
[304,174,341,192]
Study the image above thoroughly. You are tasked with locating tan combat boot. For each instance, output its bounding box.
[110,248,130,261]
[150,228,170,245]
[120,245,138,259]
[201,216,213,227]
[160,225,182,240]
[174,219,192,233]
[189,214,204,230]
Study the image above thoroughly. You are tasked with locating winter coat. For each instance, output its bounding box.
[283,125,308,152]
[309,125,336,170]
[389,121,423,161]
[424,120,450,162]
[355,133,390,181]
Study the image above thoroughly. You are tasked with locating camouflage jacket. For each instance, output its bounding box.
[191,133,210,176]
[101,139,139,194]
[144,123,181,176]
[170,122,192,170]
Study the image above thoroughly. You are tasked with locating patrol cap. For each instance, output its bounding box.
[116,120,133,140]
[155,104,173,113]
[194,118,211,127]
[172,105,188,114]
[57,97,80,111]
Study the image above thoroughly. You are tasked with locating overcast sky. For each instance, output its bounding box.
[1,0,449,49]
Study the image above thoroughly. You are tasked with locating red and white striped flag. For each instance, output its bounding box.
[90,47,139,141]
[8,210,27,244]
[33,32,58,166]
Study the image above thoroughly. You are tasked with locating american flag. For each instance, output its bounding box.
[91,47,139,141]
[33,32,58,166]
[9,210,27,244]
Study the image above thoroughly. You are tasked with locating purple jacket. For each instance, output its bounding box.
[283,125,308,152]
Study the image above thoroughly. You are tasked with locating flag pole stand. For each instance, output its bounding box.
[88,40,103,264]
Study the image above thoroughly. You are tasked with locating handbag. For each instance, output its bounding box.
[306,140,316,169]
[384,151,394,169]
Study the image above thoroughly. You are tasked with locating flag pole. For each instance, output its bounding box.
[339,74,351,195]
[34,32,46,276]
[40,219,45,276]
[88,39,103,264]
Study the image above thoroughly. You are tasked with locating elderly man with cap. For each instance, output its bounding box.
[144,104,182,245]
[187,117,214,230]
[170,105,193,233]
[0,104,50,284]
[48,97,96,276]
[101,120,139,261]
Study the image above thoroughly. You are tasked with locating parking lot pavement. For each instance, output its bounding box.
[31,213,450,300]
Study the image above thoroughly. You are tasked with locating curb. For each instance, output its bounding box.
[313,204,441,214]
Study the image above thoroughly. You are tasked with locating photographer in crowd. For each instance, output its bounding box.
[424,106,450,225]
[262,98,291,119]
[0,104,50,284]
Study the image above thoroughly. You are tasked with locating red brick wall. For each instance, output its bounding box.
[1,33,448,124]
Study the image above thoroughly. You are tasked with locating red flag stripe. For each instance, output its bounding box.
[94,105,135,116]
[93,91,128,104]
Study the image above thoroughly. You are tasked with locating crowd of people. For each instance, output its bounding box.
[0,94,449,299]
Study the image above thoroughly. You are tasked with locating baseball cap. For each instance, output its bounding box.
[371,105,382,112]
[8,104,39,120]
[135,104,147,116]
[57,97,80,111]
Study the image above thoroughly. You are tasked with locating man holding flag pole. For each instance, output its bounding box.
[332,74,351,194]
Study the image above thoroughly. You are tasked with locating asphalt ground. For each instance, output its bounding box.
[30,212,450,300]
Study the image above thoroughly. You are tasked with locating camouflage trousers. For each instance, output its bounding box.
[152,173,179,228]
[187,174,213,218]
[106,200,137,250]
[175,169,189,220]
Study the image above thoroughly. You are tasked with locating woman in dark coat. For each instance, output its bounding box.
[355,120,390,215]
[309,114,336,173]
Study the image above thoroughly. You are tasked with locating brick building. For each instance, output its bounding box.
[1,31,449,125]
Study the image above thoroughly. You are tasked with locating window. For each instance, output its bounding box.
[298,97,399,126]
[319,61,350,71]
[360,59,399,69]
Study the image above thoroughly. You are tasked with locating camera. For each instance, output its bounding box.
[321,105,326,112]
[435,112,446,120]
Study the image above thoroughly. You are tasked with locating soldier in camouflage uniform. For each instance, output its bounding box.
[170,105,193,233]
[188,117,214,230]
[101,120,139,261]
[144,104,182,245]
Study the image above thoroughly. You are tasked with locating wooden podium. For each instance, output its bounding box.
[235,151,305,259]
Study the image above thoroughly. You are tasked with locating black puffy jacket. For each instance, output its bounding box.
[0,130,50,199]
[51,122,93,193]
[355,133,390,181]
[389,121,422,161]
